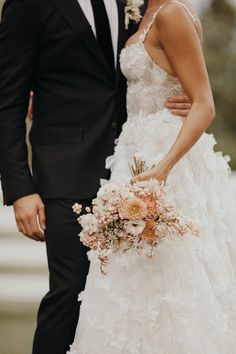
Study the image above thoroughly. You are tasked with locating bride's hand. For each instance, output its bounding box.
[131,159,172,184]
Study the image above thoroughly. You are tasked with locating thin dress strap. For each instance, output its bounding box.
[139,0,199,42]
[139,10,160,42]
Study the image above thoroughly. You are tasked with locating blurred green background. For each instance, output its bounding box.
[203,0,236,168]
[0,0,235,353]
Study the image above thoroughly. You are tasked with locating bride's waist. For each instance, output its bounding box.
[127,108,185,124]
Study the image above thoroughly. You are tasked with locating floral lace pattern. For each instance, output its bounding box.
[120,41,184,117]
[67,3,236,353]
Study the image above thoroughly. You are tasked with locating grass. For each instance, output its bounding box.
[0,303,38,354]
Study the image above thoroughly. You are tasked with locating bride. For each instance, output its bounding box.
[68,0,236,353]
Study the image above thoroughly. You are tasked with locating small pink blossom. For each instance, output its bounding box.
[72,203,82,215]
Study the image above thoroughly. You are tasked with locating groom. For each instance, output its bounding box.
[0,0,191,353]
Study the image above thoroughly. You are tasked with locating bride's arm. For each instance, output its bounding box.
[132,4,215,183]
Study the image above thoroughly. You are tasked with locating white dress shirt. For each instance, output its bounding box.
[78,0,119,64]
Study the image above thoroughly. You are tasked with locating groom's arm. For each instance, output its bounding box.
[0,0,37,204]
[0,0,45,240]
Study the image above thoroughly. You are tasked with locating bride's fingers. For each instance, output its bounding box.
[131,173,148,184]
[131,175,142,184]
[130,177,137,184]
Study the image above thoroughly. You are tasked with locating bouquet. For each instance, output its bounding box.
[73,158,198,274]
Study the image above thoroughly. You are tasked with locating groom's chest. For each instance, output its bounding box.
[43,0,146,78]
[77,0,119,60]
[77,0,118,36]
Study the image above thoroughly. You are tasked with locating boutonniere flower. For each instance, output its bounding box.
[125,0,144,30]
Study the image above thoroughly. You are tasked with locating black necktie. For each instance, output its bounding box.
[90,0,115,72]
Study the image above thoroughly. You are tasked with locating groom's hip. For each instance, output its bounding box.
[43,198,91,292]
[30,129,117,200]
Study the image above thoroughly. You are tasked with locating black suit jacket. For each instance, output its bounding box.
[0,0,147,205]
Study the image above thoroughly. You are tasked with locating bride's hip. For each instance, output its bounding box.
[119,109,214,155]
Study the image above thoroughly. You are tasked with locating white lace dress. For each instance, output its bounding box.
[68,3,236,353]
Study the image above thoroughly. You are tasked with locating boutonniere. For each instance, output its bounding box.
[125,0,144,30]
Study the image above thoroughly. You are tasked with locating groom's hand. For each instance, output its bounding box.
[13,194,46,242]
[165,95,192,117]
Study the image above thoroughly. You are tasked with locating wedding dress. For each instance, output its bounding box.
[68,2,236,353]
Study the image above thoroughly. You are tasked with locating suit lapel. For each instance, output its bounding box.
[50,0,112,77]
[116,0,126,68]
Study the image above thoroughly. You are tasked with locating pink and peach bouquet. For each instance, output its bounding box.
[73,179,198,274]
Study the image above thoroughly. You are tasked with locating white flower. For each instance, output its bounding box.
[118,184,134,199]
[100,178,109,187]
[79,214,99,234]
[72,203,82,215]
[97,183,120,203]
[126,220,146,236]
[125,0,144,29]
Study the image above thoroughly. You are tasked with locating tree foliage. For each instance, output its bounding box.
[203,0,236,168]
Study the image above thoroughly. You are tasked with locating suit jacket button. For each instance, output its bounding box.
[112,121,117,129]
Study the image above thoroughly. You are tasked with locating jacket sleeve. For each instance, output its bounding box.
[0,0,39,205]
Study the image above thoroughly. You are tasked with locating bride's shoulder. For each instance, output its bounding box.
[154,1,200,28]
[153,1,202,40]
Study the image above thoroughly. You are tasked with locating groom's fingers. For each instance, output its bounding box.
[28,218,45,242]
[166,102,191,112]
[22,219,38,241]
[38,204,46,233]
[167,95,191,103]
[165,96,192,115]
[170,109,190,117]
[17,221,25,235]
[166,102,191,110]
[16,214,44,241]
[27,91,33,120]
[13,194,46,241]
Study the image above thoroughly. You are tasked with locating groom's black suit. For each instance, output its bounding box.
[0,0,147,353]
[0,0,134,204]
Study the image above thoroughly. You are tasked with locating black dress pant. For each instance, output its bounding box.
[32,198,91,354]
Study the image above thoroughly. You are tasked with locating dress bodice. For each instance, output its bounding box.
[120,0,199,117]
[120,41,184,116]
